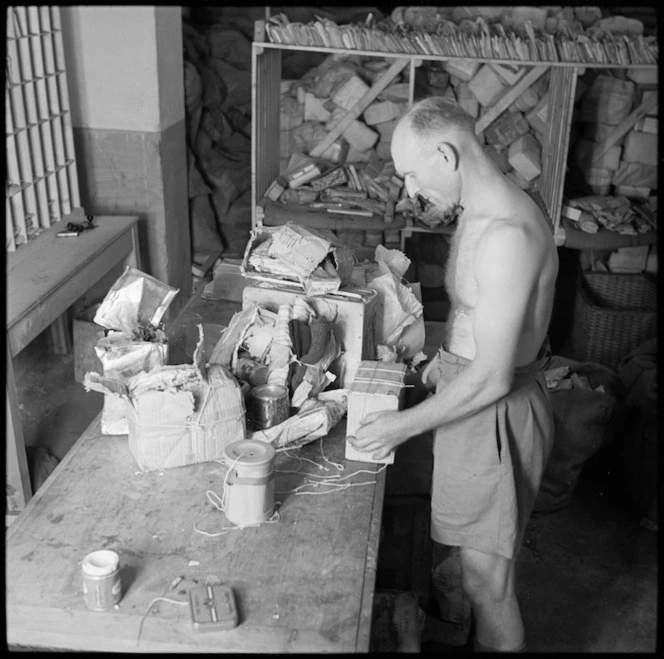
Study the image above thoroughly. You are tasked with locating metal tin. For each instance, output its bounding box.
[249,384,289,429]
[224,440,276,525]
[235,357,269,387]
[81,550,122,611]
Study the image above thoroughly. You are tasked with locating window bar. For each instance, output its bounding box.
[14,6,50,230]
[50,6,81,212]
[6,13,39,241]
[27,5,59,227]
[36,5,63,222]
[7,195,17,252]
[6,91,29,248]
[41,8,70,217]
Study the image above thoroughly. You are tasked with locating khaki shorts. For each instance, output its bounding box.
[421,343,554,559]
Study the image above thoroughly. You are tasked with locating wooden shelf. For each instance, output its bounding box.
[560,217,657,251]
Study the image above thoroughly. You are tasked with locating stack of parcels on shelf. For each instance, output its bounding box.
[241,222,355,296]
[345,361,408,465]
[84,326,245,472]
[562,195,656,236]
[91,267,177,435]
[575,71,658,198]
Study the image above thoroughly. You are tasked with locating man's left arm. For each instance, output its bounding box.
[349,221,540,460]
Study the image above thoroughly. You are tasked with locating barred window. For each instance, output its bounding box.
[6,6,82,251]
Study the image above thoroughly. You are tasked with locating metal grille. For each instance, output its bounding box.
[6,6,82,251]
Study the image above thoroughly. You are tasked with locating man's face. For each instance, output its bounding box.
[391,123,461,216]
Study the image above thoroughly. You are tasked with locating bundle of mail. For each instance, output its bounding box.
[85,326,245,471]
[241,222,355,296]
[91,267,178,434]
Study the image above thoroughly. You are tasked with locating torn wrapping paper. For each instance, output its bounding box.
[242,284,378,389]
[367,245,424,355]
[84,326,245,471]
[250,389,348,450]
[93,266,179,336]
[241,222,355,296]
[94,331,168,435]
[89,267,178,435]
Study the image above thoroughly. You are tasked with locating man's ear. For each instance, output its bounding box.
[436,142,459,171]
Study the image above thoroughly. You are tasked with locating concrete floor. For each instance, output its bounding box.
[11,288,659,653]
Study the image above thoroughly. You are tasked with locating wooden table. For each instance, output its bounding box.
[6,215,140,514]
[6,411,386,652]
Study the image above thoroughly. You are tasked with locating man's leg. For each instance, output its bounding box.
[422,542,472,647]
[459,546,525,652]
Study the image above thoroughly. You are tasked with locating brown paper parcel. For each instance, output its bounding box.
[345,360,408,465]
[84,326,246,471]
[241,223,355,296]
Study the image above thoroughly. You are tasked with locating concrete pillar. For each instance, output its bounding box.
[60,6,191,318]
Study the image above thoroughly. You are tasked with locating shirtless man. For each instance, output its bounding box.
[347,97,559,652]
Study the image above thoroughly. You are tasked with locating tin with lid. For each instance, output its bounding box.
[81,549,122,611]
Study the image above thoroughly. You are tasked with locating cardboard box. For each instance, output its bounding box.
[489,62,526,86]
[581,75,635,125]
[508,133,542,181]
[468,65,508,108]
[363,100,406,126]
[582,121,626,145]
[332,75,370,111]
[484,111,529,147]
[634,116,658,134]
[626,68,658,85]
[242,284,378,389]
[612,161,658,188]
[455,81,480,118]
[73,304,105,384]
[525,93,549,135]
[442,59,480,82]
[574,139,622,171]
[345,361,408,465]
[622,131,658,166]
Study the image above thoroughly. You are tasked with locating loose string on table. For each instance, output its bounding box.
[193,454,280,538]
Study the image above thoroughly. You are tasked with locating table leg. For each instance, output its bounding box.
[6,335,32,514]
[124,222,142,270]
[47,312,72,355]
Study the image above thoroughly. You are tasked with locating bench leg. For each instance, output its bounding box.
[48,313,72,355]
[124,223,142,270]
[6,336,32,514]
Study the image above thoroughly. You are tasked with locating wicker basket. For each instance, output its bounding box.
[571,272,657,370]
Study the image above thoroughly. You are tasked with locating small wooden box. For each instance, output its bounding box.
[345,361,408,465]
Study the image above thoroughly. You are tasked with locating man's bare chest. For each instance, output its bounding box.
[445,222,486,309]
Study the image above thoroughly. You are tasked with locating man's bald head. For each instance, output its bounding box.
[395,96,477,145]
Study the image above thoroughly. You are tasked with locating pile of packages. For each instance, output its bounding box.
[265,152,403,224]
[265,7,657,65]
[563,195,656,235]
[83,226,426,470]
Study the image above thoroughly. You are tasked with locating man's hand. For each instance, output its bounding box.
[347,410,410,461]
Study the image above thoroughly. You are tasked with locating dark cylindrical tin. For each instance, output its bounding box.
[250,384,290,429]
[81,550,122,611]
[235,357,269,387]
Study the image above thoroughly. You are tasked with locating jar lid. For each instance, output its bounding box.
[82,550,119,576]
[224,439,275,466]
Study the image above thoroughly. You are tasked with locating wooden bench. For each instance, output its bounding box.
[6,215,140,516]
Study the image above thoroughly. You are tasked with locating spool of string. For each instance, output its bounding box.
[222,440,276,527]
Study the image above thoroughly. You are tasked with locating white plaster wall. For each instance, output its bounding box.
[61,6,183,132]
